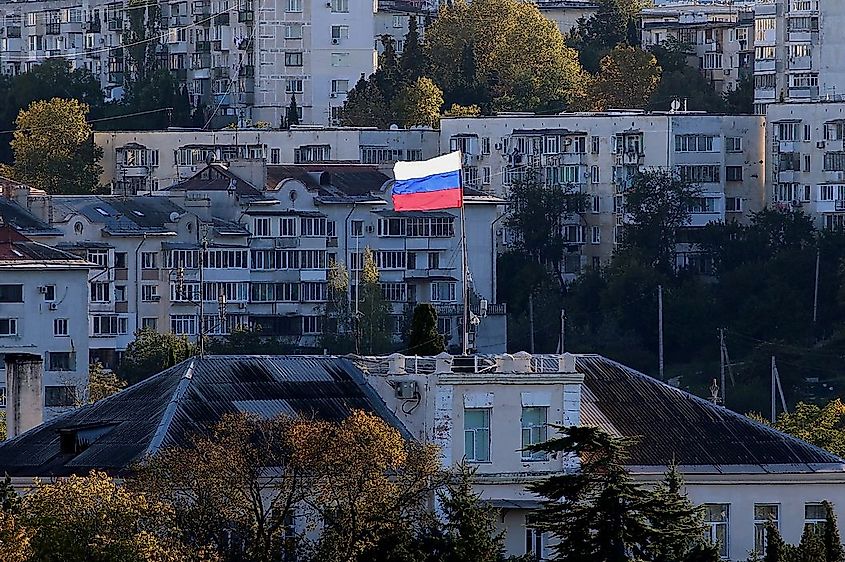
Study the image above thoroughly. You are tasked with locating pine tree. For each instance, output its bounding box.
[764,522,787,562]
[526,425,654,562]
[824,501,845,562]
[798,525,826,562]
[286,94,300,127]
[408,304,444,355]
[644,464,719,562]
[399,16,425,82]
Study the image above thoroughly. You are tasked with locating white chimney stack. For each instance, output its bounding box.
[5,353,44,439]
[387,353,406,374]
[435,352,453,374]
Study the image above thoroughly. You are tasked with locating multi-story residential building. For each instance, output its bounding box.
[440,112,766,273]
[641,1,755,96]
[765,101,845,229]
[374,0,428,56]
[753,0,845,114]
[535,0,599,36]
[0,198,92,421]
[0,0,379,125]
[2,159,505,362]
[94,126,440,193]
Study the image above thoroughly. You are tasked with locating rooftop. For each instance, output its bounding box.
[48,196,186,236]
[166,163,263,199]
[0,226,93,268]
[0,197,61,236]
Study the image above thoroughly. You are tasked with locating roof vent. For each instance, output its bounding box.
[512,351,532,373]
[435,352,453,374]
[387,353,406,375]
[558,352,576,374]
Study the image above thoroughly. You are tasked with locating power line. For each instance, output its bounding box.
[0,107,174,136]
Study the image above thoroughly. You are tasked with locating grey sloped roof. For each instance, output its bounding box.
[0,355,408,477]
[0,198,61,236]
[576,355,845,471]
[166,164,262,199]
[50,196,185,235]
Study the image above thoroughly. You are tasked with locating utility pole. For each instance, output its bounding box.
[719,328,726,405]
[658,285,664,380]
[771,356,776,422]
[559,309,566,354]
[529,292,535,354]
[813,246,820,325]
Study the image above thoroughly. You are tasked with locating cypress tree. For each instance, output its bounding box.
[286,94,300,126]
[824,501,845,562]
[764,522,787,562]
[399,15,425,82]
[408,304,444,355]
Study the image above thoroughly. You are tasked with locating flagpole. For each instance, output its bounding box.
[460,157,469,356]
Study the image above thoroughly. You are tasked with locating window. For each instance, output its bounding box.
[142,317,158,330]
[331,0,348,12]
[776,122,801,141]
[286,0,302,12]
[726,166,743,181]
[170,314,198,335]
[805,503,826,534]
[431,281,457,302]
[87,250,108,267]
[284,22,303,38]
[90,282,110,303]
[675,135,716,152]
[141,252,157,269]
[300,282,326,302]
[45,385,76,406]
[0,318,18,336]
[525,517,544,560]
[294,144,331,163]
[115,285,126,302]
[285,52,303,66]
[464,408,490,462]
[754,504,779,555]
[331,53,350,67]
[703,504,729,559]
[678,165,721,183]
[725,197,743,212]
[590,165,599,184]
[92,315,128,336]
[54,318,69,336]
[591,226,601,244]
[204,249,249,269]
[591,136,600,154]
[253,217,271,236]
[380,283,407,302]
[0,285,23,303]
[165,249,199,269]
[301,217,327,237]
[351,220,364,237]
[483,166,491,185]
[141,285,159,302]
[824,152,845,172]
[331,25,349,40]
[592,195,600,213]
[428,252,440,269]
[726,137,743,152]
[47,352,75,372]
[521,407,548,460]
[279,217,297,236]
[285,79,303,94]
[302,315,323,334]
[376,250,406,270]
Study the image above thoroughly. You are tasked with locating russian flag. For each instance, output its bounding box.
[392,151,463,211]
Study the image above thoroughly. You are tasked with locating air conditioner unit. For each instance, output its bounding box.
[38,286,48,294]
[817,141,826,149]
[366,225,375,233]
[331,38,339,45]
[394,380,417,400]
[49,303,58,311]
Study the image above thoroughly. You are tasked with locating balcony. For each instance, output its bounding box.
[196,40,212,53]
[214,13,230,25]
[239,65,254,78]
[45,22,61,35]
[237,37,253,50]
[6,26,21,38]
[212,67,230,79]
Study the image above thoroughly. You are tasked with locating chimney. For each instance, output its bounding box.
[387,353,406,375]
[5,353,44,439]
[435,352,453,374]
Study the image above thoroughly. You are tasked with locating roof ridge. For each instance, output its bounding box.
[580,354,845,465]
[144,359,197,456]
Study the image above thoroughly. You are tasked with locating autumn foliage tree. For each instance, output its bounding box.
[579,46,661,110]
[9,98,103,194]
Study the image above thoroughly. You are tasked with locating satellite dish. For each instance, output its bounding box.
[389,124,399,130]
[169,211,180,222]
[670,99,682,112]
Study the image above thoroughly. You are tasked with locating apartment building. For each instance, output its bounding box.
[0,198,92,421]
[640,1,755,96]
[94,126,440,193]
[764,101,845,229]
[753,0,845,114]
[1,160,505,364]
[535,0,599,36]
[0,0,378,125]
[362,351,845,561]
[440,112,766,273]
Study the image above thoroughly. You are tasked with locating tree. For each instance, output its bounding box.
[341,75,393,128]
[620,169,702,275]
[722,72,754,115]
[505,171,589,288]
[118,328,196,385]
[408,304,445,355]
[647,38,725,113]
[21,471,202,562]
[527,426,654,561]
[426,0,584,113]
[86,362,128,404]
[135,413,306,562]
[823,501,845,562]
[0,474,21,515]
[286,94,301,127]
[320,259,357,354]
[358,248,393,355]
[0,511,30,562]
[580,46,661,111]
[399,16,426,82]
[104,69,192,130]
[566,0,648,73]
[443,104,482,118]
[764,523,788,562]
[9,98,104,194]
[394,77,444,128]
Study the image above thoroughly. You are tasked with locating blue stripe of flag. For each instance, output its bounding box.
[392,170,461,195]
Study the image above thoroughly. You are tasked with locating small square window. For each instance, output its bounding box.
[45,385,76,407]
[54,318,69,336]
[43,285,56,301]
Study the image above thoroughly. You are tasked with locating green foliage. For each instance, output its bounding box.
[341,73,394,128]
[723,73,755,115]
[566,0,647,73]
[205,325,298,355]
[0,474,21,515]
[399,16,426,82]
[286,94,301,127]
[118,328,196,385]
[620,169,702,275]
[394,77,444,128]
[358,248,393,355]
[824,501,845,562]
[101,69,193,130]
[9,98,104,194]
[578,46,661,111]
[647,38,726,113]
[86,363,128,404]
[408,304,445,355]
[320,260,357,354]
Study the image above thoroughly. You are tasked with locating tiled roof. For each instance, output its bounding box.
[167,164,262,198]
[0,355,408,477]
[576,355,845,471]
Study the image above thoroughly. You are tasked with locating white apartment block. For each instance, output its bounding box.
[535,0,598,36]
[363,351,845,561]
[753,0,845,115]
[641,1,755,96]
[765,101,845,229]
[0,197,92,421]
[440,112,766,273]
[0,0,379,126]
[94,126,440,193]
[1,161,506,366]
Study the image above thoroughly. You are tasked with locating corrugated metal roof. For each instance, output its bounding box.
[0,198,61,235]
[576,355,845,469]
[50,196,185,234]
[0,356,407,477]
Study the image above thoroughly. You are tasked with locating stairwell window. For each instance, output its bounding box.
[804,503,826,534]
[703,504,729,558]
[754,504,779,556]
[464,408,490,462]
[331,0,348,12]
[521,407,548,460]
